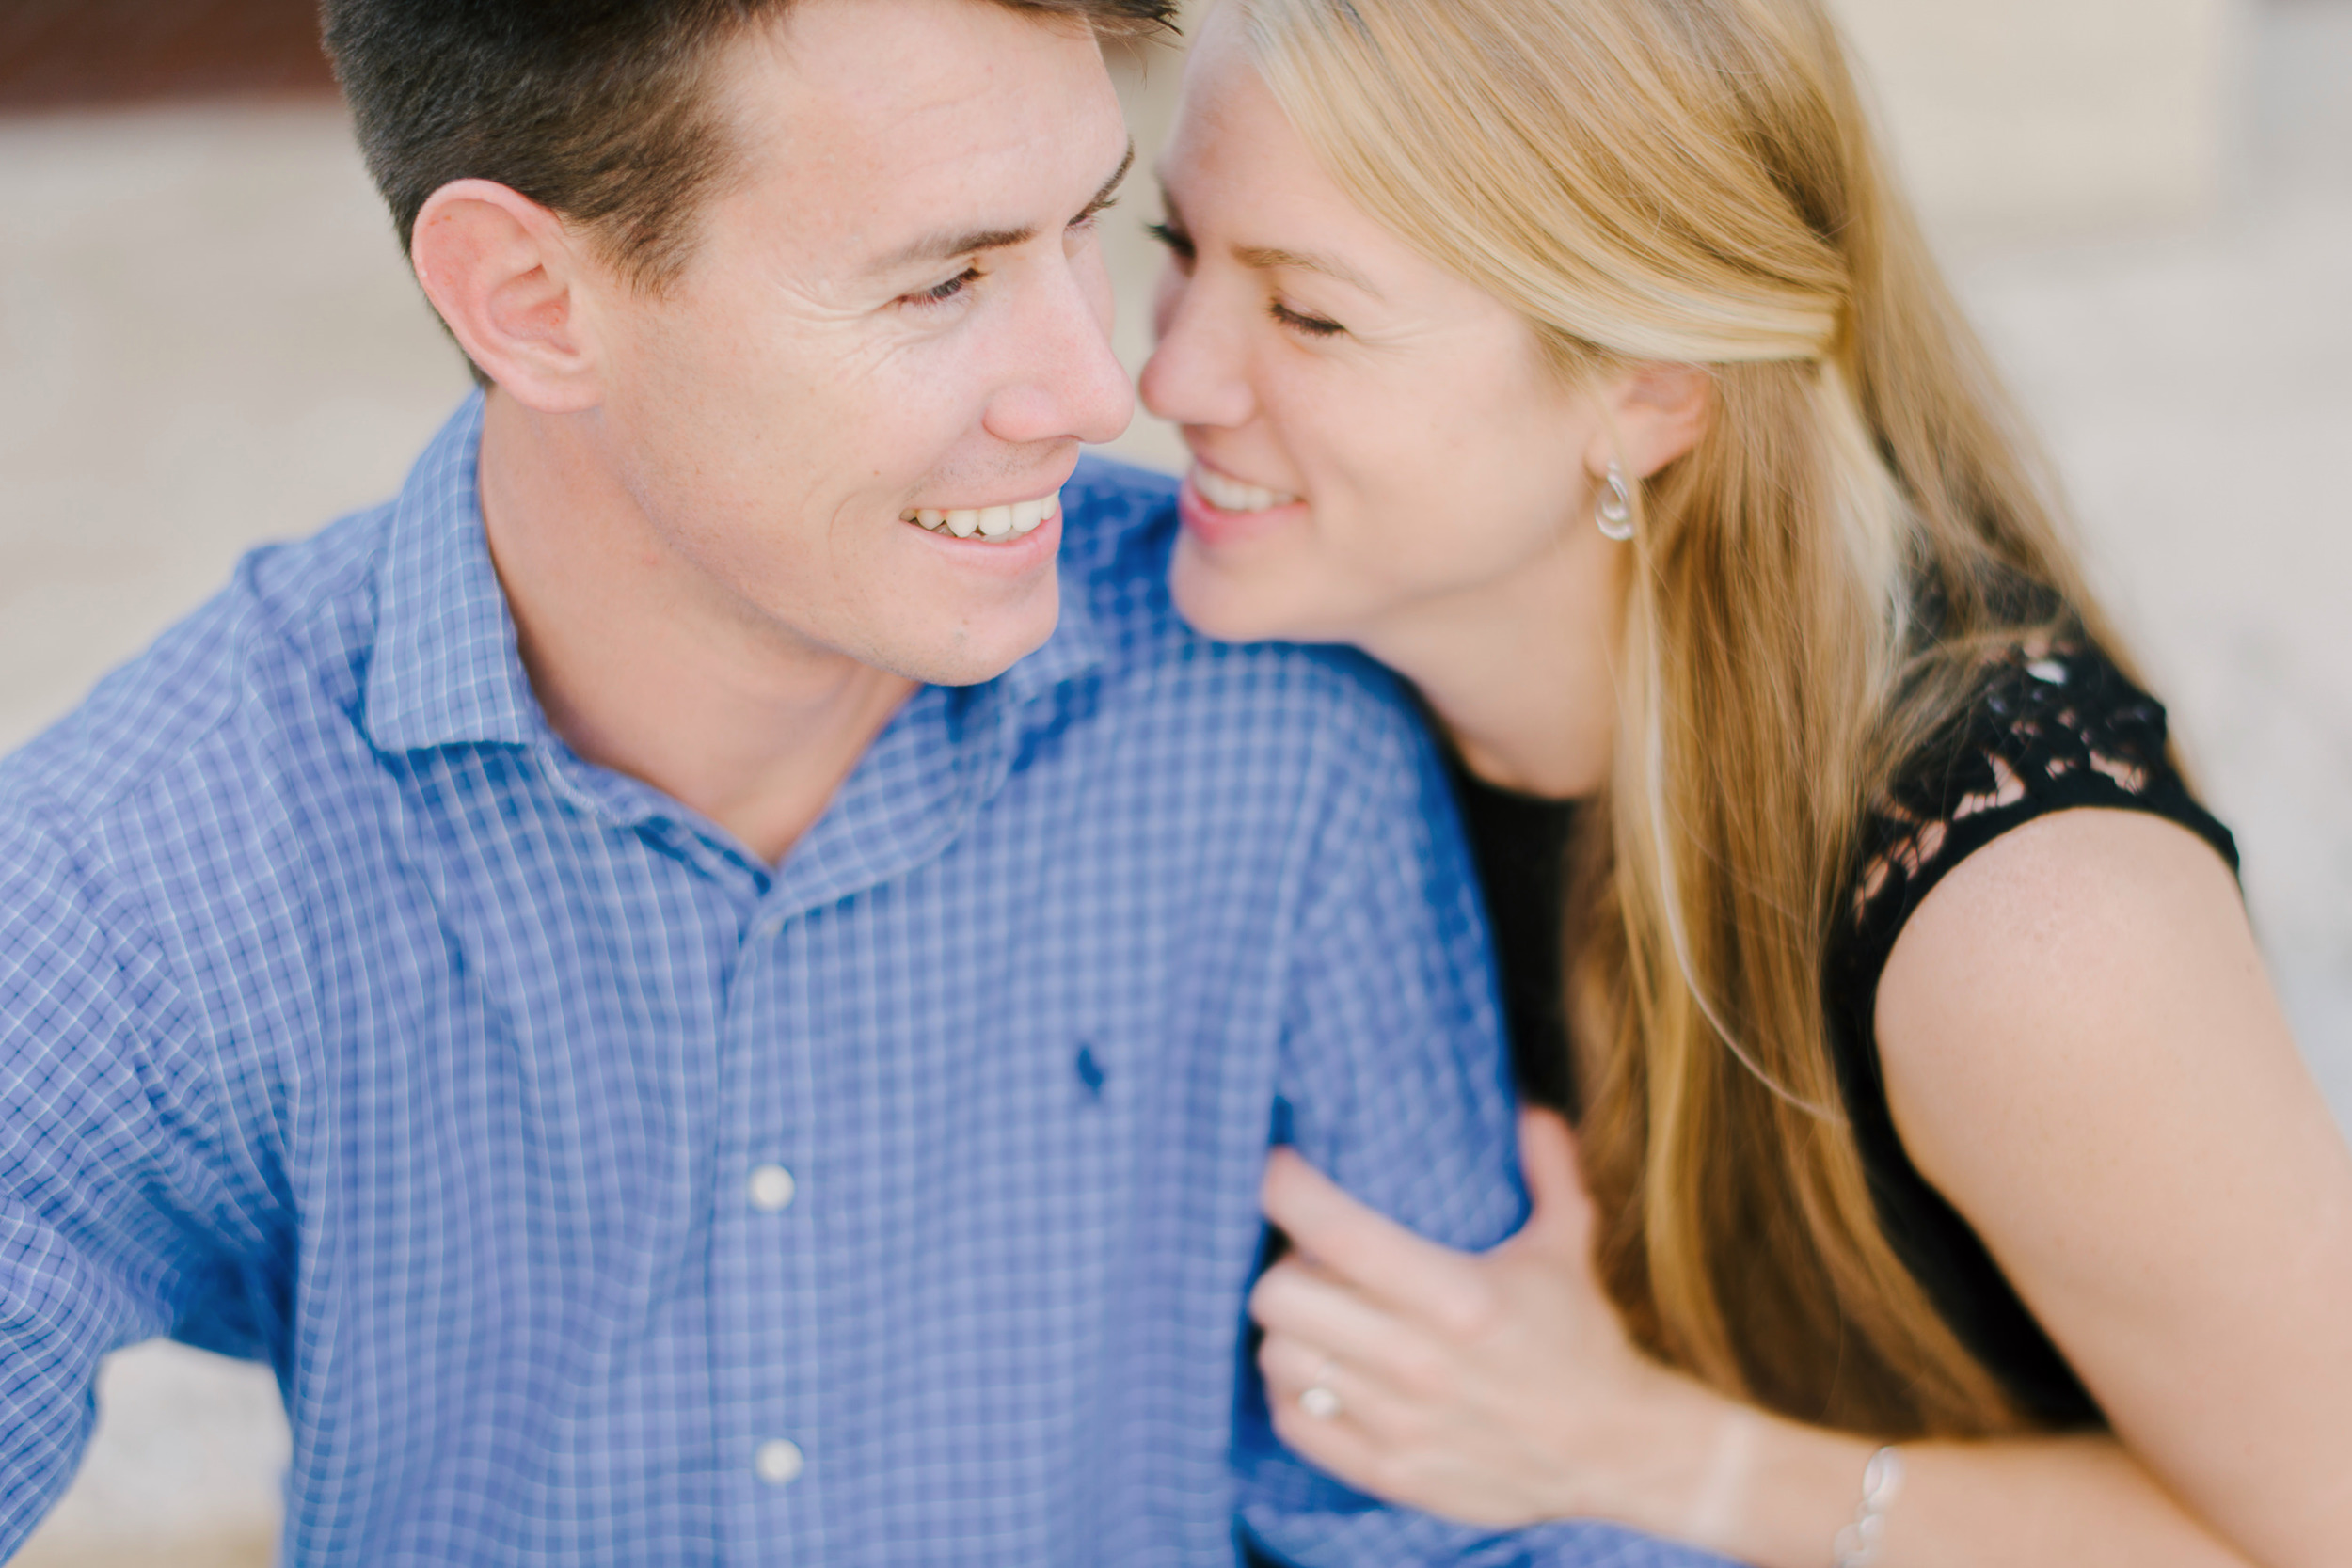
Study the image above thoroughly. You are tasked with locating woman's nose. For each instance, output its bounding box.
[1138,263,1256,433]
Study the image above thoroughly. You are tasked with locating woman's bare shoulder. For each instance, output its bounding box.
[1874,803,2296,1204]
[1875,805,2352,1557]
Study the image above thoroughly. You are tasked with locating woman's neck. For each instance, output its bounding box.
[1359,535,1625,800]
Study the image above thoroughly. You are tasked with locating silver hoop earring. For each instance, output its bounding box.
[1596,462,1636,542]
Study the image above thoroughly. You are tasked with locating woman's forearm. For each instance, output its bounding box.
[1251,1108,2340,1568]
[1602,1387,2249,1568]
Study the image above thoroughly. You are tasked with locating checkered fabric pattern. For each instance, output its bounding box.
[0,396,1725,1567]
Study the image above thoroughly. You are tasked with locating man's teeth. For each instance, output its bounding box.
[1191,465,1297,514]
[902,491,1060,540]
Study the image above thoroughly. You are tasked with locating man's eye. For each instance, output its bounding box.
[1143,220,1196,263]
[1269,300,1343,339]
[906,266,983,309]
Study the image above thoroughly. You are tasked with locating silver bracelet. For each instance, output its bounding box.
[1832,1445,1904,1568]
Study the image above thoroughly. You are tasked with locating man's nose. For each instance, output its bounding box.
[984,251,1136,449]
[1137,265,1254,433]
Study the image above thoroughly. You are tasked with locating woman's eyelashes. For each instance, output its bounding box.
[1144,218,1196,266]
[1146,217,1344,337]
[1269,299,1344,338]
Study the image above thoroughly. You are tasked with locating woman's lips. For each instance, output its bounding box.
[1177,466,1309,550]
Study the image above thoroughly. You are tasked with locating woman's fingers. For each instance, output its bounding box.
[1261,1332,1474,1523]
[1262,1147,1498,1333]
[1256,1327,1331,1400]
[1257,1331,1413,1432]
[1251,1258,1468,1404]
[1515,1108,1597,1260]
[1251,1255,1407,1360]
[1264,1370,1397,1498]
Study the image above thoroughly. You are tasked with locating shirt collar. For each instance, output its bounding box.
[363,393,1110,757]
[362,392,543,754]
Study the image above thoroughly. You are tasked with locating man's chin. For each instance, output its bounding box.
[878,594,1063,689]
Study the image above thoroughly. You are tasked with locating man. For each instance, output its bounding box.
[0,1,1710,1562]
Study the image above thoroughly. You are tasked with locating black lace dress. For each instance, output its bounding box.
[1450,641,2238,1427]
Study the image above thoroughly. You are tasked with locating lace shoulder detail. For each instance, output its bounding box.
[1845,642,2236,962]
[1823,638,2239,1433]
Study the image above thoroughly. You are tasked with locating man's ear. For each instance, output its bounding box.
[1586,362,1714,483]
[409,180,604,412]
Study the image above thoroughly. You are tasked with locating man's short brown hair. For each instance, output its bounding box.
[322,0,1175,293]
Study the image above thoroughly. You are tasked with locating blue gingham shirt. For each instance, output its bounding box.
[0,397,1719,1567]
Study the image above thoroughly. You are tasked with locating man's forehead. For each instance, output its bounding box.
[717,0,1126,254]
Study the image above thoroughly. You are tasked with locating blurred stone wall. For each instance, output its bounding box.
[1830,0,2240,232]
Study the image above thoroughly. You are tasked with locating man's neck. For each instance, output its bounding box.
[476,391,916,865]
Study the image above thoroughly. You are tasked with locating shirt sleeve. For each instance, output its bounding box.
[0,799,263,1554]
[1230,712,1735,1568]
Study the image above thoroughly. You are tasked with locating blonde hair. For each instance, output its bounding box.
[1241,0,2138,1435]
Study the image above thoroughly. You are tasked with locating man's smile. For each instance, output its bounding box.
[898,487,1060,539]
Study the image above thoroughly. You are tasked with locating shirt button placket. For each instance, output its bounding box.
[721,897,825,1562]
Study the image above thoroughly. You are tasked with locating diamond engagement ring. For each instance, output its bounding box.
[1298,1360,1342,1420]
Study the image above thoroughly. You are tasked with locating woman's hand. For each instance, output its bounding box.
[1251,1108,1722,1530]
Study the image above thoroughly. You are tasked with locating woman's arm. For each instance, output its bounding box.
[1249,808,2352,1568]
[1869,806,2352,1565]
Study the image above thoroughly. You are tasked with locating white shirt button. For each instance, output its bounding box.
[755,1437,804,1486]
[747,1164,797,1213]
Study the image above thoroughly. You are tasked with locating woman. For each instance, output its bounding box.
[1136,1,2352,1564]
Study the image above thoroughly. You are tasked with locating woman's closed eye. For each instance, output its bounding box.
[1145,216,1343,336]
[1144,218,1197,267]
[1269,299,1344,338]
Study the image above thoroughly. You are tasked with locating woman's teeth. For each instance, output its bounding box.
[901,491,1060,540]
[1191,465,1298,514]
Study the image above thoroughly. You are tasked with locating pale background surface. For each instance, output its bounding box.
[3,0,2345,1560]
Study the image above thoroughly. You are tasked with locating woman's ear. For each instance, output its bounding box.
[1587,362,1714,482]
[408,180,605,413]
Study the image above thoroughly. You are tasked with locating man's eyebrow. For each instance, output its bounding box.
[1232,243,1380,297]
[1083,140,1137,218]
[873,140,1136,275]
